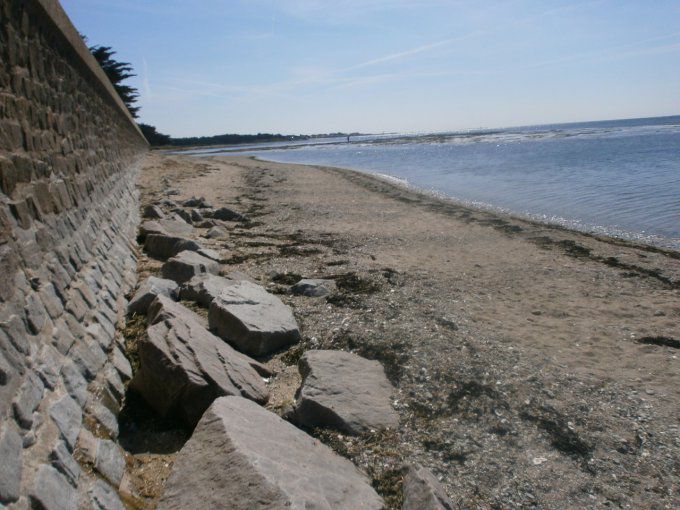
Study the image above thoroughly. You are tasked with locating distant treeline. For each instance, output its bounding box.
[168,133,311,147]
[138,124,356,148]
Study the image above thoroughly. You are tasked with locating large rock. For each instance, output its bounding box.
[162,251,220,284]
[144,233,201,260]
[179,273,252,307]
[147,295,207,327]
[139,219,193,240]
[157,397,383,510]
[291,278,336,297]
[204,225,228,239]
[131,313,269,427]
[402,464,455,510]
[182,196,209,208]
[127,276,179,316]
[142,204,165,219]
[212,207,247,222]
[208,281,300,356]
[292,350,399,435]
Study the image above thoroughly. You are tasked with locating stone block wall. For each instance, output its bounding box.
[0,0,147,507]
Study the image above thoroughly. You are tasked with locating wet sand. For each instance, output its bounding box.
[135,152,680,508]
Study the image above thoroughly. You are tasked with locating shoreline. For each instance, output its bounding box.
[130,153,680,508]
[252,155,680,254]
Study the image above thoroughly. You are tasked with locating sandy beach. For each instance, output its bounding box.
[131,152,680,508]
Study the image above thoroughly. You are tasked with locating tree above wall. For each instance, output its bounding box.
[88,43,140,118]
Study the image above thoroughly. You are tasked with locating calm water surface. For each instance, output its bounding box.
[193,116,680,249]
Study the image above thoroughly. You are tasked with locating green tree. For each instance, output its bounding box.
[138,123,171,146]
[88,44,140,118]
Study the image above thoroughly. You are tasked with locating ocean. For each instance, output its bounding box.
[189,116,680,249]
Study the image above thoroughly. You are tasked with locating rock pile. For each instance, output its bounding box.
[119,195,453,507]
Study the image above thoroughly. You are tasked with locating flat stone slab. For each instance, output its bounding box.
[132,312,269,426]
[157,396,383,510]
[208,281,300,356]
[179,273,254,307]
[139,219,193,239]
[147,295,207,328]
[162,250,220,284]
[292,350,399,435]
[402,464,455,510]
[127,276,179,316]
[144,233,201,260]
[291,278,337,297]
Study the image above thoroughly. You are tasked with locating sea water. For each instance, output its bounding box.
[192,116,680,249]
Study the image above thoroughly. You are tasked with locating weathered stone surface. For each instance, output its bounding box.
[61,360,88,407]
[127,276,179,316]
[36,344,61,389]
[142,204,165,219]
[158,397,383,510]
[95,439,126,486]
[139,219,193,240]
[204,225,228,239]
[291,278,337,297]
[88,480,126,510]
[208,281,301,356]
[402,464,455,510]
[0,423,22,504]
[78,429,126,487]
[49,394,83,450]
[13,371,45,428]
[182,196,209,208]
[147,294,207,327]
[144,233,201,260]
[111,346,133,381]
[88,400,119,439]
[30,464,77,510]
[50,440,82,487]
[212,207,247,222]
[132,315,269,426]
[190,209,204,222]
[162,250,220,284]
[179,273,239,307]
[292,350,399,435]
[70,339,108,381]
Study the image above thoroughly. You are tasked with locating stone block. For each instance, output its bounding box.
[158,397,383,510]
[49,394,82,450]
[0,422,22,504]
[12,371,44,428]
[29,464,77,510]
[161,250,220,284]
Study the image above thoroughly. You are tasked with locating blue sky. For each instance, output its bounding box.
[61,0,680,137]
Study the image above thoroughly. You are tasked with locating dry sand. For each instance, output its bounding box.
[130,152,679,509]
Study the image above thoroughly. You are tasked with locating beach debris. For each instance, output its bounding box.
[291,350,399,435]
[157,397,383,510]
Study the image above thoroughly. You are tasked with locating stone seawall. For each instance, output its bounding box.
[0,0,147,507]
